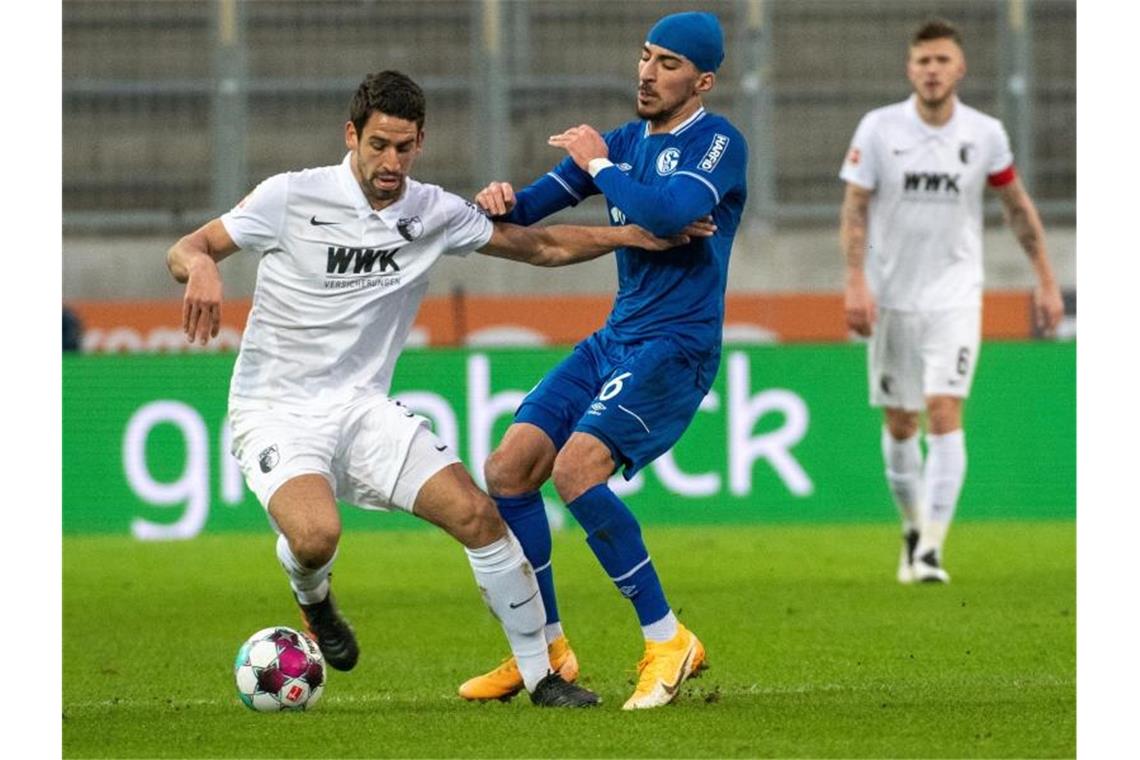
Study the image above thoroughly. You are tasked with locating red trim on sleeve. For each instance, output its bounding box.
[987,164,1017,188]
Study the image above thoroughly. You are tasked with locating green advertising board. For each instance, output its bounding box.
[62,343,1074,538]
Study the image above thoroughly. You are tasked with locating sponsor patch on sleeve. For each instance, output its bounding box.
[698,133,730,172]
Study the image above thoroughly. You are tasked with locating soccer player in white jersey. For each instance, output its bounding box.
[839,20,1064,584]
[166,71,712,707]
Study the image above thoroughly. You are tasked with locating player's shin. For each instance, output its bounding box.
[920,430,967,558]
[882,427,924,531]
[275,534,335,604]
[566,484,674,640]
[464,531,551,692]
[494,492,562,640]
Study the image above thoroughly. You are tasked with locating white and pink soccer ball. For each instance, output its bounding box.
[234,626,325,712]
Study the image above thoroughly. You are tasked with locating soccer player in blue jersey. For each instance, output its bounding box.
[458,11,748,710]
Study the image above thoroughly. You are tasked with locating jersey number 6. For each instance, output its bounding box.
[599,372,633,401]
[956,347,971,376]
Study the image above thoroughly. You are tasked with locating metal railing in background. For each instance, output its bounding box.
[62,0,1075,234]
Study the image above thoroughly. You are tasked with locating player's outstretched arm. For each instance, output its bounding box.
[166,219,240,346]
[477,218,716,267]
[840,182,876,337]
[995,177,1064,334]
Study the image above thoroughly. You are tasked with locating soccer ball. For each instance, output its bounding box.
[234,626,325,712]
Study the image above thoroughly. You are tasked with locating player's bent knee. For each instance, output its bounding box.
[288,523,340,569]
[484,448,543,497]
[926,396,963,434]
[446,494,507,549]
[884,409,920,440]
[551,448,611,505]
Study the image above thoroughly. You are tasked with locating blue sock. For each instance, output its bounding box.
[495,492,560,626]
[566,484,670,626]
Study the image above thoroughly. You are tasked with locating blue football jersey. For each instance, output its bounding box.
[542,108,748,387]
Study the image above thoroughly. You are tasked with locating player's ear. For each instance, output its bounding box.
[416,128,425,154]
[345,121,359,151]
[695,72,715,95]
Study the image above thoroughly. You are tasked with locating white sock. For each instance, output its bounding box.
[465,531,550,692]
[919,430,967,557]
[275,534,334,604]
[544,622,564,645]
[882,428,923,532]
[641,610,679,643]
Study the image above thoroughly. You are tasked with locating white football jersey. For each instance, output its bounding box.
[221,154,493,411]
[839,95,1016,311]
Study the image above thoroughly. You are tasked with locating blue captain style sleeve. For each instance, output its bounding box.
[593,118,748,236]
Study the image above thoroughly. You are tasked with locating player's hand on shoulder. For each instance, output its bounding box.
[844,274,877,337]
[474,182,516,217]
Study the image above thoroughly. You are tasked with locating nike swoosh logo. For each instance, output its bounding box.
[508,590,539,609]
[310,216,339,226]
[434,444,448,451]
[661,648,696,696]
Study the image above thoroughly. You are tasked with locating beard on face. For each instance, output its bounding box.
[355,154,403,204]
[636,90,676,123]
[917,85,953,110]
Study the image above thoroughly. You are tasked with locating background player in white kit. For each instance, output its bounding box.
[165,70,711,707]
[839,20,1064,584]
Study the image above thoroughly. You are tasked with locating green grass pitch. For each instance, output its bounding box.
[63,521,1074,758]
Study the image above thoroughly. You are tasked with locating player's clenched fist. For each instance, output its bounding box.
[475,182,516,217]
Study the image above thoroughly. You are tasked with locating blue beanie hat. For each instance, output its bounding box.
[646,11,725,73]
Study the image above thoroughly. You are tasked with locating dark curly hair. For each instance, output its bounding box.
[350,71,426,135]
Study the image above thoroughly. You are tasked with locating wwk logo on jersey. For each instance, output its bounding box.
[903,172,961,196]
[699,133,730,172]
[326,246,402,274]
[656,147,681,176]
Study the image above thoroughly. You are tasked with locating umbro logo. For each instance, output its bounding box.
[310,216,339,226]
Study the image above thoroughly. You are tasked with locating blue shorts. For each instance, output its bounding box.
[515,333,709,478]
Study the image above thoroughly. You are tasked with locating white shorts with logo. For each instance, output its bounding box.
[868,307,981,411]
[229,396,461,514]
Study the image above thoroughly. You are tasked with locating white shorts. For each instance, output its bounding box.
[229,396,461,514]
[868,307,981,411]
